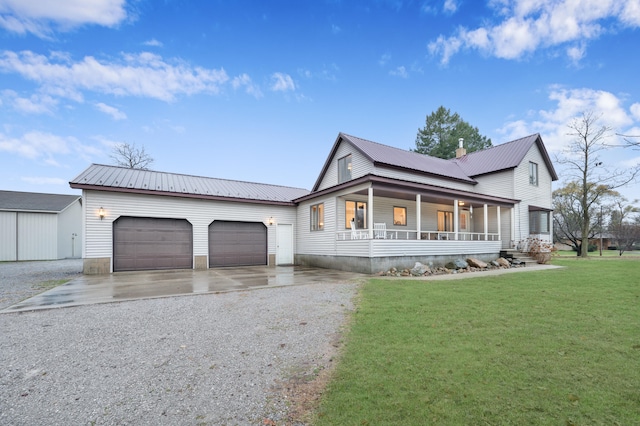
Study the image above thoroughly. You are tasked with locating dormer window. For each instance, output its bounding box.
[338,154,352,183]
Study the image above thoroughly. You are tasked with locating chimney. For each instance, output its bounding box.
[456,138,467,158]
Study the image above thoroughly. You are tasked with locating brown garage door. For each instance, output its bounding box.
[113,217,193,272]
[209,221,267,267]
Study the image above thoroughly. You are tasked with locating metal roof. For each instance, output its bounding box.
[0,190,80,213]
[454,133,558,180]
[69,164,310,204]
[340,133,476,183]
[313,132,557,191]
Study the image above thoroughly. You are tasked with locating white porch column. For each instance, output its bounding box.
[497,206,501,242]
[511,207,516,247]
[368,187,374,239]
[416,194,421,240]
[454,200,459,240]
[484,204,488,241]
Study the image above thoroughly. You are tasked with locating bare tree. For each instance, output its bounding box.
[609,196,640,256]
[110,142,154,169]
[617,133,640,149]
[555,111,640,257]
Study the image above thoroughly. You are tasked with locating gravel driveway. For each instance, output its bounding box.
[0,259,83,310]
[0,263,359,425]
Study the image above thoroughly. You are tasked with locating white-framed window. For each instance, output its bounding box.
[393,206,407,226]
[437,211,453,232]
[338,154,352,183]
[529,162,538,186]
[529,210,550,234]
[311,203,324,231]
[345,200,367,229]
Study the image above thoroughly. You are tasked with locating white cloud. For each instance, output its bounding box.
[443,0,459,14]
[1,90,58,114]
[0,130,73,161]
[270,72,295,92]
[0,50,230,102]
[0,0,128,37]
[21,176,67,185]
[232,73,263,98]
[143,38,163,47]
[378,53,391,66]
[630,103,640,121]
[95,102,127,120]
[498,86,636,153]
[430,0,640,64]
[389,66,408,78]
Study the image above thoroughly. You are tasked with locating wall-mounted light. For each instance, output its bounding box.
[268,216,275,226]
[458,201,465,206]
[98,207,105,220]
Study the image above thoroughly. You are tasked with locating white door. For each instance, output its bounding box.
[276,224,294,265]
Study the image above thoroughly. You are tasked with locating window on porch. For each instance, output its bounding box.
[529,210,549,234]
[437,211,453,232]
[338,154,352,183]
[393,206,407,226]
[346,200,367,229]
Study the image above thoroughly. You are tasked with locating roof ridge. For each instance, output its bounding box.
[462,133,539,157]
[88,163,309,191]
[341,133,455,164]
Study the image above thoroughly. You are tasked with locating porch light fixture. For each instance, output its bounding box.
[458,201,465,206]
[98,207,105,220]
[268,216,275,226]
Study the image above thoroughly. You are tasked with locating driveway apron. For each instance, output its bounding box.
[1,266,364,313]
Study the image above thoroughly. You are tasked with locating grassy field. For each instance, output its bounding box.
[314,258,640,425]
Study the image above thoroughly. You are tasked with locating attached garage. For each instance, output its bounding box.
[113,217,193,272]
[209,221,267,267]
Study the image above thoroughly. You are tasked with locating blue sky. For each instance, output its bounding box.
[1,0,639,201]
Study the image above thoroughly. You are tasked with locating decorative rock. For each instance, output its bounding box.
[445,258,469,270]
[410,262,430,276]
[490,260,501,267]
[466,257,488,268]
[496,257,510,268]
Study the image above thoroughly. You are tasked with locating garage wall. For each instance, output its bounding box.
[58,200,83,259]
[82,190,296,271]
[18,212,58,260]
[0,211,17,261]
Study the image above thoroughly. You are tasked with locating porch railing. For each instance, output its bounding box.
[336,230,500,241]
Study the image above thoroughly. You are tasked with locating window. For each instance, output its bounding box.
[529,210,550,234]
[310,203,324,231]
[529,162,538,186]
[345,200,367,229]
[338,155,352,183]
[393,207,407,226]
[437,211,453,232]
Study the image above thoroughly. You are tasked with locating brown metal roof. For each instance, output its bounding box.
[454,133,559,180]
[0,190,80,213]
[341,133,476,183]
[70,164,310,204]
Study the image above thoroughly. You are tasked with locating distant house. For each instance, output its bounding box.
[70,132,557,274]
[0,190,82,261]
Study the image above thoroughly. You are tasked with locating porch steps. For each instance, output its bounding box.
[500,249,539,267]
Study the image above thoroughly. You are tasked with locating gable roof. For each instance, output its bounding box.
[70,164,310,205]
[0,190,80,213]
[453,133,559,180]
[313,133,476,190]
[313,132,558,191]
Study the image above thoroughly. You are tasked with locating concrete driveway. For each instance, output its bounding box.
[1,266,365,313]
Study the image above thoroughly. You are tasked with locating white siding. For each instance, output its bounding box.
[513,145,554,242]
[82,190,296,270]
[372,165,475,192]
[0,211,17,261]
[296,195,337,255]
[316,141,375,190]
[57,200,83,259]
[473,169,515,198]
[18,213,57,260]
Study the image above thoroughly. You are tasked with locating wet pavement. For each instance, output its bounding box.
[1,266,365,313]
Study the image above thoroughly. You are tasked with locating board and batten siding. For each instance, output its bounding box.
[82,190,296,268]
[316,141,375,191]
[0,211,17,261]
[18,213,58,260]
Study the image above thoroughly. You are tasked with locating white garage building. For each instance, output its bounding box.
[0,190,83,261]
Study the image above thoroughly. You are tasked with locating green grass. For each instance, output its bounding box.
[315,258,640,425]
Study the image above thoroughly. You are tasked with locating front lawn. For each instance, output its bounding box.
[314,258,639,425]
